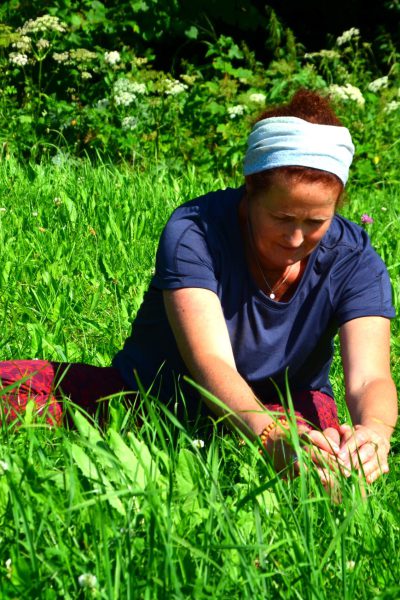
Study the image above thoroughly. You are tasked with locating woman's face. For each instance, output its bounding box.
[247,176,341,271]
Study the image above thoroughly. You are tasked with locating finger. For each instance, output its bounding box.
[339,423,353,438]
[365,464,389,484]
[308,445,347,472]
[307,429,340,454]
[358,452,389,477]
[338,429,372,462]
[350,441,378,469]
[324,427,341,447]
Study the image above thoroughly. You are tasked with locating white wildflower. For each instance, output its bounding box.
[115,91,136,107]
[19,15,67,35]
[305,49,340,60]
[129,82,146,95]
[113,79,132,94]
[121,116,137,131]
[133,56,148,66]
[81,71,92,80]
[336,27,360,46]
[12,35,31,53]
[384,100,400,113]
[328,84,365,107]
[228,104,246,118]
[113,79,146,106]
[5,558,12,578]
[164,79,188,95]
[180,74,197,85]
[367,76,389,93]
[0,460,9,472]
[53,51,69,63]
[104,50,121,66]
[191,439,205,449]
[0,208,7,213]
[346,560,356,571]
[78,573,97,589]
[96,98,110,110]
[69,48,97,63]
[9,52,29,67]
[36,39,50,51]
[53,197,62,205]
[381,206,387,211]
[249,92,266,104]
[32,211,38,217]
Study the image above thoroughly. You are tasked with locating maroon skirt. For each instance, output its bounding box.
[0,360,339,430]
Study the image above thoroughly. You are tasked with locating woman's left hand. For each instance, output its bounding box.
[337,423,390,484]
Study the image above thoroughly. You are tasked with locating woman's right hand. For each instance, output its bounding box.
[304,427,348,487]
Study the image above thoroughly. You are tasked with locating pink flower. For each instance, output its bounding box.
[361,214,374,224]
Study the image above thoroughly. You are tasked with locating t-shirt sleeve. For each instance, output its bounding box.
[333,242,396,326]
[151,209,219,293]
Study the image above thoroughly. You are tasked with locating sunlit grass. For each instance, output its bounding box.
[0,157,398,599]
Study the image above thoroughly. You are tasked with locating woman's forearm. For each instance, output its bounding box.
[346,377,398,442]
[192,355,275,438]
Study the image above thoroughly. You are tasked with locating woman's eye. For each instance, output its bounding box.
[273,215,291,222]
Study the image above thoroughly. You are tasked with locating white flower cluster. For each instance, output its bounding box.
[9,52,29,67]
[113,78,146,106]
[104,50,121,66]
[164,79,188,95]
[78,573,97,589]
[19,15,67,35]
[336,27,360,47]
[191,439,205,449]
[228,104,246,118]
[181,73,197,85]
[36,39,50,51]
[53,51,69,63]
[96,98,110,110]
[328,83,365,107]
[122,116,137,130]
[304,49,340,60]
[249,92,266,104]
[0,460,9,472]
[69,48,97,63]
[12,35,31,53]
[81,71,92,80]
[367,76,389,93]
[384,100,400,113]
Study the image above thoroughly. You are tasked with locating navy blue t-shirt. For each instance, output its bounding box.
[113,186,395,405]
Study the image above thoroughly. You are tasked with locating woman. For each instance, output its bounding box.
[1,90,397,484]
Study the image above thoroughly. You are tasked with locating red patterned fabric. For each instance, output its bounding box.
[264,390,340,431]
[0,360,339,431]
[0,360,128,425]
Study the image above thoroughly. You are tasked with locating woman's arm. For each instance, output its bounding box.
[163,287,275,439]
[338,316,398,482]
[164,287,338,473]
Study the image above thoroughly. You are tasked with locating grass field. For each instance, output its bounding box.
[0,157,398,599]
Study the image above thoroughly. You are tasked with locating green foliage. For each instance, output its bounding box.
[0,153,398,598]
[0,9,399,183]
[0,9,399,595]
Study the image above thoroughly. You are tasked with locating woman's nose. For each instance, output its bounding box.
[285,226,304,247]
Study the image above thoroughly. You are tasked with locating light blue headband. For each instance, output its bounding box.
[243,116,355,185]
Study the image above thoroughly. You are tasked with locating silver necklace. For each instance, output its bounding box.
[247,213,294,300]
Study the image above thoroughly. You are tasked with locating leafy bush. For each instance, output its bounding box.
[0,10,399,184]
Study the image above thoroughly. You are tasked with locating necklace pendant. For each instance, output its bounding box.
[269,292,276,300]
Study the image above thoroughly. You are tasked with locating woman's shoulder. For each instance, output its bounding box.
[321,214,372,253]
[167,186,244,226]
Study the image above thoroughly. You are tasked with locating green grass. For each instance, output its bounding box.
[0,157,398,599]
